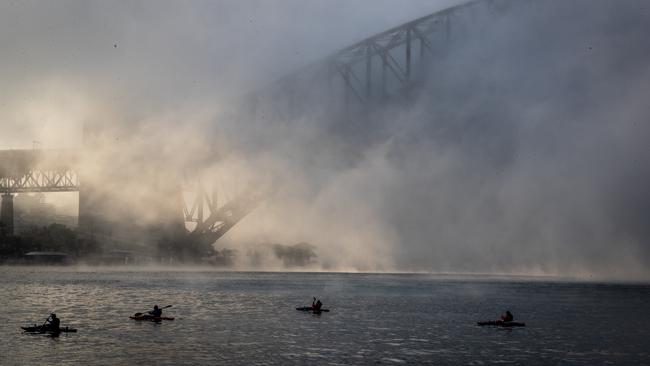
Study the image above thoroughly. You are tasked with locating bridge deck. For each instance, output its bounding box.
[0,149,80,193]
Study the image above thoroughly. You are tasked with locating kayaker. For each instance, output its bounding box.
[46,313,60,331]
[313,299,323,311]
[500,310,513,322]
[149,305,163,317]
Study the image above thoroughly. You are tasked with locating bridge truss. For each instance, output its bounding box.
[260,0,510,112]
[329,0,513,105]
[182,176,262,246]
[0,169,79,194]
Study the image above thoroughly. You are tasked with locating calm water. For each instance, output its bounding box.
[1,267,648,365]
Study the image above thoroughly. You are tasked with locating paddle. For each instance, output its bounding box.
[40,315,51,328]
[133,305,172,317]
[32,314,53,332]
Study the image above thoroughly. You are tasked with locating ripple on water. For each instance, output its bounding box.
[1,268,649,365]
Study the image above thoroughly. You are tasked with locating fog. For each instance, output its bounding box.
[1,0,649,280]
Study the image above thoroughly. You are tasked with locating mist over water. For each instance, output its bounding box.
[217,0,650,279]
[1,0,649,280]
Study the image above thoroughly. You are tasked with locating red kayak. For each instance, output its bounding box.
[130,314,175,321]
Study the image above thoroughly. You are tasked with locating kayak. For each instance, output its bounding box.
[477,320,526,327]
[130,315,175,321]
[22,325,77,333]
[296,307,330,313]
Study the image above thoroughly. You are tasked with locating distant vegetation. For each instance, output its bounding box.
[272,242,318,267]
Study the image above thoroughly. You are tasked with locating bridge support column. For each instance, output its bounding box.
[1,193,14,236]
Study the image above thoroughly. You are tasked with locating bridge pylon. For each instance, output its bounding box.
[0,193,14,235]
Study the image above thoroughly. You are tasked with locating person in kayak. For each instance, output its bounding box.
[500,310,514,322]
[149,305,163,317]
[312,298,323,311]
[46,313,60,331]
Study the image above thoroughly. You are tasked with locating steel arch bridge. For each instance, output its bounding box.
[0,0,516,244]
[251,0,514,109]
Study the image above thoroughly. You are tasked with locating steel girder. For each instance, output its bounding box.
[243,0,520,114]
[0,149,80,193]
[326,0,521,106]
[182,175,263,245]
[188,188,261,244]
[256,0,515,108]
[327,4,455,104]
[0,168,79,193]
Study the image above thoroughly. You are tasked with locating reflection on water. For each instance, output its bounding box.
[1,267,648,365]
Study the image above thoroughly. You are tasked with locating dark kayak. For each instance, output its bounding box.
[296,307,330,313]
[477,320,526,327]
[22,325,78,333]
[130,314,175,321]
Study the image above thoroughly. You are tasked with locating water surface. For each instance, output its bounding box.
[1,267,648,365]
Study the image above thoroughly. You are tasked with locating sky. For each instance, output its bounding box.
[1,0,649,280]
